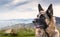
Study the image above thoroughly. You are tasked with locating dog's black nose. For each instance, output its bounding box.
[32,21,35,23]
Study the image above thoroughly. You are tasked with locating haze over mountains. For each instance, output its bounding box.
[0,17,60,30]
[0,19,33,28]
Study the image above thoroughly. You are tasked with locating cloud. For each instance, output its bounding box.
[0,11,38,20]
[0,0,12,5]
[53,5,60,17]
[0,0,38,12]
[4,0,33,9]
[38,0,60,5]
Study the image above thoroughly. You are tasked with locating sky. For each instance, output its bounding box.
[0,0,60,20]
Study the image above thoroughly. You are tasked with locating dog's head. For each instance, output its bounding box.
[33,4,53,29]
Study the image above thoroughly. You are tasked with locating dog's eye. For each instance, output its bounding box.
[40,15,45,20]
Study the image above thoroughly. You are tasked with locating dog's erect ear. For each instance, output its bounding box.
[46,4,53,18]
[38,4,43,12]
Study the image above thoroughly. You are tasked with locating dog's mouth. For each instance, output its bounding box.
[33,20,42,28]
[35,25,43,28]
[34,23,44,28]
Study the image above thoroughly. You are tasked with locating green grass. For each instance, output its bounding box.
[58,28,60,37]
[0,28,35,37]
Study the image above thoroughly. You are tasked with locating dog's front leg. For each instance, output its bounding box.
[53,29,59,37]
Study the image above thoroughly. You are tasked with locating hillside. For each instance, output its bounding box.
[56,17,60,27]
[1,17,60,30]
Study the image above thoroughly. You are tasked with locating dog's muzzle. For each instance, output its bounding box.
[32,20,48,29]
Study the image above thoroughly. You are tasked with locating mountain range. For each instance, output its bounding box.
[0,17,60,30]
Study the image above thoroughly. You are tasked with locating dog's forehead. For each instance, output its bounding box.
[39,10,46,14]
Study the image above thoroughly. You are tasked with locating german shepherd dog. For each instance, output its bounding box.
[33,4,59,37]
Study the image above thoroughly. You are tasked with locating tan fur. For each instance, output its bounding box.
[46,17,56,37]
[35,28,46,37]
[35,17,59,37]
[46,17,59,37]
